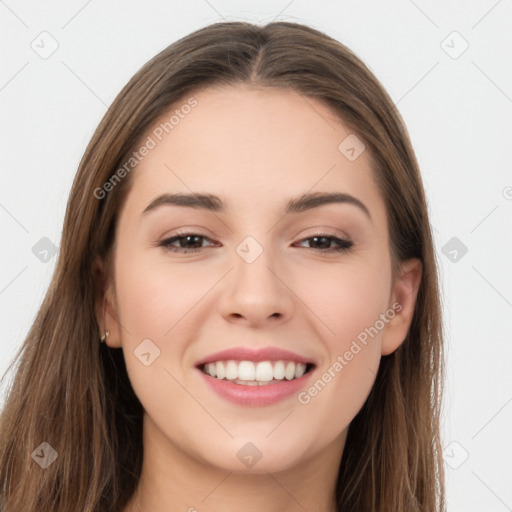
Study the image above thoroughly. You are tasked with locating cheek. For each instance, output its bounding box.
[114,253,213,341]
[294,257,391,343]
[113,253,209,424]
[302,347,380,438]
[293,260,389,428]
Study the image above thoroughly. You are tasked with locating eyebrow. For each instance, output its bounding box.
[142,191,371,220]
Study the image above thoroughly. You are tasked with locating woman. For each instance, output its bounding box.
[0,21,445,511]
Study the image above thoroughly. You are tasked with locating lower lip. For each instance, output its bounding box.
[196,367,315,406]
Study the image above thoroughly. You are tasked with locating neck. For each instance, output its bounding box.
[123,413,346,512]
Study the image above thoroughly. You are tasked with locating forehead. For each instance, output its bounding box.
[124,85,386,221]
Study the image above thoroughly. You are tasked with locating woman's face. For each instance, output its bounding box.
[102,85,420,473]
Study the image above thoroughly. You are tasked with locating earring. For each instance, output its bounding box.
[100,300,110,343]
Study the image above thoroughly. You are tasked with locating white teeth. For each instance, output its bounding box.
[202,359,311,382]
[255,361,274,381]
[273,360,285,379]
[294,362,306,378]
[284,361,296,380]
[238,361,255,380]
[234,379,276,386]
[216,361,226,380]
[225,360,238,380]
[205,363,217,378]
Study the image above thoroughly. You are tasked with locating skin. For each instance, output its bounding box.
[94,85,422,512]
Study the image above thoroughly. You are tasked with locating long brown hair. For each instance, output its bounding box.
[0,21,445,511]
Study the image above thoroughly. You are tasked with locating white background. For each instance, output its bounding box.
[1,1,511,510]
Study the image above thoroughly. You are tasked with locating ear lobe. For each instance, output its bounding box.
[381,258,422,356]
[92,255,122,348]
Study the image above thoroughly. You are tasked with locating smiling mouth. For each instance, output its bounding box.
[198,360,316,386]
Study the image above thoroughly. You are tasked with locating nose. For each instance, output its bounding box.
[217,244,295,328]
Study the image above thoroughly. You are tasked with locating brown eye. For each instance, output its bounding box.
[295,234,353,253]
[158,232,353,254]
[159,233,215,253]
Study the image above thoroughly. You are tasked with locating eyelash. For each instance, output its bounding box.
[158,231,354,254]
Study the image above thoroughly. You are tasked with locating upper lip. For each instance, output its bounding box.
[195,347,316,367]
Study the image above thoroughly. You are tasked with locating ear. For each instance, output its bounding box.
[92,255,122,348]
[381,258,422,356]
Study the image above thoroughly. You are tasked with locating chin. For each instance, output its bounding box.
[196,434,311,474]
